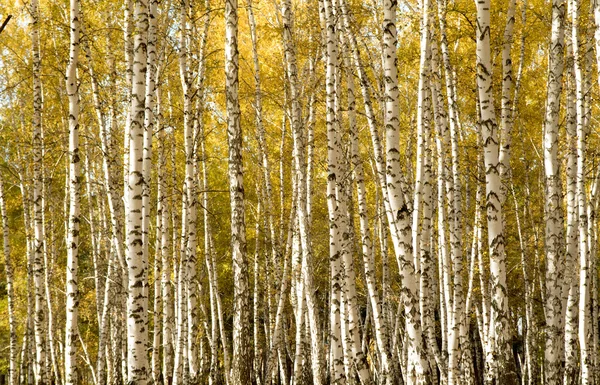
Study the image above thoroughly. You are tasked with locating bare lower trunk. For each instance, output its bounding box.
[543,0,566,381]
[64,0,81,383]
[125,0,149,382]
[30,1,47,382]
[383,0,428,381]
[474,0,517,381]
[226,0,251,381]
[0,170,17,385]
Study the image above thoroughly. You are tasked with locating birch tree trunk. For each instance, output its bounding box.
[123,0,133,216]
[173,6,191,380]
[474,0,516,381]
[142,0,157,291]
[434,2,473,378]
[576,0,591,379]
[383,0,429,382]
[83,22,128,385]
[543,0,566,381]
[143,4,158,378]
[226,0,251,381]
[282,1,325,383]
[30,1,47,382]
[498,0,517,186]
[430,39,451,384]
[322,0,345,382]
[337,89,372,385]
[343,14,392,383]
[17,165,35,385]
[156,83,174,385]
[247,2,269,380]
[563,15,579,382]
[179,0,200,379]
[42,157,58,385]
[173,190,188,385]
[65,0,81,383]
[126,0,149,382]
[0,170,17,385]
[152,184,162,384]
[412,0,431,278]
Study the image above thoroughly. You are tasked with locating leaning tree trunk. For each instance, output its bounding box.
[430,39,451,384]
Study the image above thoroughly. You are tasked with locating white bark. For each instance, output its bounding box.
[383,0,428,382]
[563,23,579,382]
[173,192,188,385]
[344,17,392,383]
[65,0,81,383]
[247,2,268,380]
[412,0,431,276]
[151,202,161,384]
[577,0,591,379]
[543,0,566,381]
[0,170,17,385]
[125,0,149,382]
[498,0,517,185]
[323,0,344,382]
[178,0,200,379]
[30,1,47,383]
[226,0,251,381]
[143,3,158,378]
[157,84,174,385]
[430,40,451,383]
[282,1,325,383]
[474,0,516,381]
[142,0,157,286]
[123,0,133,216]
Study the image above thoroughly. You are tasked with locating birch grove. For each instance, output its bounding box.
[5,0,600,384]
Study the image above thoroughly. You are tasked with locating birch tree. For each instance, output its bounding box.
[543,0,566,381]
[382,0,428,382]
[474,0,516,381]
[0,171,16,385]
[563,9,579,380]
[281,0,325,383]
[225,0,251,382]
[6,1,600,384]
[576,0,591,380]
[125,0,149,382]
[342,9,393,385]
[30,1,47,382]
[64,0,81,383]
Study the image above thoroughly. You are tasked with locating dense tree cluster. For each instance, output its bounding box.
[1,0,600,384]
